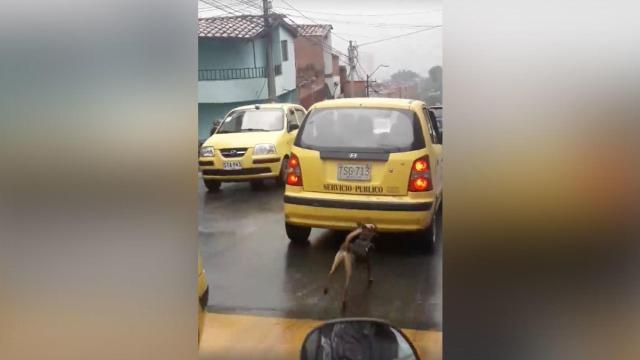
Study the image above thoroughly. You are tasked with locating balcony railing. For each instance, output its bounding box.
[198,67,266,81]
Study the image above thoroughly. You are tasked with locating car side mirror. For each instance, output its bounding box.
[288,123,300,132]
[300,319,420,360]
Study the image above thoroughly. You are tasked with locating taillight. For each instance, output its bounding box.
[287,154,303,186]
[408,156,432,192]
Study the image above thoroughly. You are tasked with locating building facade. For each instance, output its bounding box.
[373,81,419,99]
[292,24,340,109]
[198,15,298,140]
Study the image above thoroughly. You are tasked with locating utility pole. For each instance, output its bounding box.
[365,64,389,98]
[262,0,276,102]
[347,40,358,97]
[366,74,369,97]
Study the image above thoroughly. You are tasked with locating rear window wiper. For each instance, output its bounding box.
[241,128,268,132]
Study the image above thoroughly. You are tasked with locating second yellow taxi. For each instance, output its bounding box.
[199,103,307,191]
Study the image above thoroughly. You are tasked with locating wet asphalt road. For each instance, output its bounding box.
[199,179,442,331]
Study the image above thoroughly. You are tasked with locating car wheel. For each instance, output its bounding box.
[203,179,221,192]
[285,222,311,243]
[418,211,439,254]
[276,156,289,186]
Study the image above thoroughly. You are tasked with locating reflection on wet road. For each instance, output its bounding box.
[199,179,442,330]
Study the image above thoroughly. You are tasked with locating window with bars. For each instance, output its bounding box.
[281,40,288,62]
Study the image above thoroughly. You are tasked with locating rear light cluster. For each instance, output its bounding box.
[408,156,433,192]
[286,154,303,186]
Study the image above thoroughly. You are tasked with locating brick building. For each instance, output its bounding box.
[293,24,341,108]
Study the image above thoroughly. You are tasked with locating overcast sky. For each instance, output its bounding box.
[199,0,442,81]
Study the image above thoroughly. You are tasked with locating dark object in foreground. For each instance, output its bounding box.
[323,223,378,311]
[301,318,419,360]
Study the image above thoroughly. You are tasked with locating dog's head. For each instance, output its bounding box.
[357,222,378,237]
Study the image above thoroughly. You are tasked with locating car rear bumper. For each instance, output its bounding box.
[284,194,434,232]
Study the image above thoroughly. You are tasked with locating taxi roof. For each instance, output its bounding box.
[231,103,300,111]
[310,97,418,110]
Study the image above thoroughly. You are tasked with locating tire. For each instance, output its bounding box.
[418,211,439,254]
[276,156,289,186]
[285,222,311,244]
[203,179,221,192]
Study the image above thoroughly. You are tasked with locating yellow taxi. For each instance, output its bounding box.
[199,103,307,191]
[198,253,208,343]
[283,98,443,251]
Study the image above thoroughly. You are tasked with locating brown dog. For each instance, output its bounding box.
[323,223,377,310]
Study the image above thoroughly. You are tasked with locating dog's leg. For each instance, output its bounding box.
[324,251,345,295]
[366,255,373,288]
[342,254,353,310]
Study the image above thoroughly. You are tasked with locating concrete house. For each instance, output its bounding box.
[292,24,341,109]
[198,15,298,140]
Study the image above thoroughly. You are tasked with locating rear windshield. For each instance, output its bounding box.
[216,109,283,134]
[296,108,425,152]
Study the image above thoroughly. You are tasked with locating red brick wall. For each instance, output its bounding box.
[295,35,328,107]
[294,36,325,80]
[343,80,366,98]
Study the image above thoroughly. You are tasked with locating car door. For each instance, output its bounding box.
[294,107,307,126]
[422,106,443,197]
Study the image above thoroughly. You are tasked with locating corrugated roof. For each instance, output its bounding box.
[294,24,333,37]
[198,15,297,39]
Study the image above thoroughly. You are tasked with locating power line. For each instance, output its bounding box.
[231,0,262,12]
[201,0,245,16]
[199,4,254,14]
[283,16,349,61]
[276,0,350,42]
[200,1,349,65]
[274,9,437,29]
[358,26,442,47]
[200,0,260,12]
[271,7,441,17]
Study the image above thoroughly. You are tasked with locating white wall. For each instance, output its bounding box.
[198,78,268,103]
[323,33,333,76]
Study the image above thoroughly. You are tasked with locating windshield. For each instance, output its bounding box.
[297,108,425,152]
[216,109,284,134]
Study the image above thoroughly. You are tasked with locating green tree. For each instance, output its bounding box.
[390,69,421,83]
[419,65,442,105]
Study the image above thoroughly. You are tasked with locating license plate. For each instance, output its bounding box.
[223,161,242,170]
[337,164,371,181]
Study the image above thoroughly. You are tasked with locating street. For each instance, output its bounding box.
[199,178,442,331]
